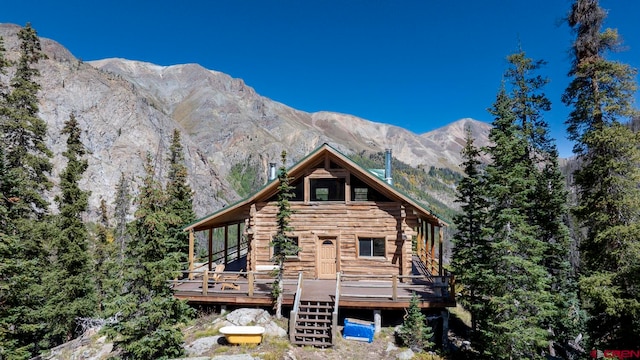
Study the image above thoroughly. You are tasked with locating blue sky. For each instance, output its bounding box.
[3,1,640,157]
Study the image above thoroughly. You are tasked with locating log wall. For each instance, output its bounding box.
[250,201,421,279]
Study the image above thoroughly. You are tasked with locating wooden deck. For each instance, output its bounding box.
[171,258,455,310]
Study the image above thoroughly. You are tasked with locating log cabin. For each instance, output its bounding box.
[172,143,455,347]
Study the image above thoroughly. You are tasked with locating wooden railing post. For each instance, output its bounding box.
[248,271,254,296]
[188,229,195,280]
[449,275,456,302]
[392,274,398,301]
[203,270,209,296]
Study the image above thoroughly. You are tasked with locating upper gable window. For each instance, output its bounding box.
[350,175,391,202]
[310,178,345,201]
[291,177,304,201]
[267,177,304,202]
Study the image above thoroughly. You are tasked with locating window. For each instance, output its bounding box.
[358,237,385,257]
[350,175,390,201]
[310,178,345,201]
[273,236,299,259]
[291,178,304,201]
[266,178,304,202]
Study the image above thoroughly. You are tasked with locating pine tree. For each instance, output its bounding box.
[94,197,120,312]
[107,154,192,360]
[2,23,52,219]
[165,129,195,262]
[271,150,298,319]
[451,126,490,338]
[397,293,434,352]
[0,24,53,359]
[562,0,640,348]
[472,49,574,359]
[113,171,132,264]
[482,85,552,359]
[43,113,97,347]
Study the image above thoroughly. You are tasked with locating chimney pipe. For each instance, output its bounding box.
[268,163,277,181]
[385,149,393,185]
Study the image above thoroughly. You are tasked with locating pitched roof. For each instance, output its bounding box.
[184,143,447,231]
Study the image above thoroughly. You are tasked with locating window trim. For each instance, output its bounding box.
[271,235,300,260]
[357,236,387,259]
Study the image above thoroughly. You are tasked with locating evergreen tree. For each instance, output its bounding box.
[113,171,132,264]
[107,154,192,360]
[271,150,298,319]
[165,129,195,262]
[94,197,120,312]
[482,84,553,359]
[451,126,489,337]
[2,23,52,219]
[562,0,640,348]
[467,49,575,359]
[43,113,97,346]
[397,293,434,352]
[0,24,53,359]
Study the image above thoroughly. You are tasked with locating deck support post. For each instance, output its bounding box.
[441,309,449,349]
[188,229,195,280]
[373,310,381,334]
[438,226,444,277]
[202,271,208,296]
[220,305,227,315]
[392,274,398,301]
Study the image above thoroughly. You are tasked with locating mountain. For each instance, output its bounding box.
[0,23,491,219]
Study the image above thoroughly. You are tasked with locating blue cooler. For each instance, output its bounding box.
[342,318,375,343]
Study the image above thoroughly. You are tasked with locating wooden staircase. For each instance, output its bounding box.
[290,299,335,347]
[289,274,340,347]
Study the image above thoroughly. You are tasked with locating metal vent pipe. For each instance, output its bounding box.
[268,163,277,181]
[385,149,393,185]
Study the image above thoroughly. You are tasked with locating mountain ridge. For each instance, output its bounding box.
[0,23,492,219]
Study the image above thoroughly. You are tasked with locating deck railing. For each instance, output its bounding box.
[171,269,299,298]
[340,272,455,302]
[172,269,455,306]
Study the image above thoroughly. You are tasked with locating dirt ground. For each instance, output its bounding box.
[183,307,460,360]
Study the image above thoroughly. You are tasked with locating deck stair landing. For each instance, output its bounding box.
[289,279,337,348]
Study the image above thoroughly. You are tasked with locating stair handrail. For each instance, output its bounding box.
[289,272,304,343]
[331,272,341,345]
[333,272,341,314]
[292,271,303,313]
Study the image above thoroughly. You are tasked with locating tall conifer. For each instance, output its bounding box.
[44,113,97,346]
[0,24,53,359]
[464,49,576,359]
[113,172,132,264]
[271,150,298,319]
[562,0,640,348]
[451,127,489,337]
[2,23,52,219]
[108,154,192,360]
[165,129,195,262]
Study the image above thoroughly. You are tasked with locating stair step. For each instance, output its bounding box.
[294,331,331,338]
[295,325,331,331]
[300,303,333,309]
[291,339,333,347]
[296,318,332,325]
[299,310,332,315]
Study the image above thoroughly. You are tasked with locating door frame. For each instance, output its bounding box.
[316,235,339,279]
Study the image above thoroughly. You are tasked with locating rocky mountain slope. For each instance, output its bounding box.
[0,23,492,219]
